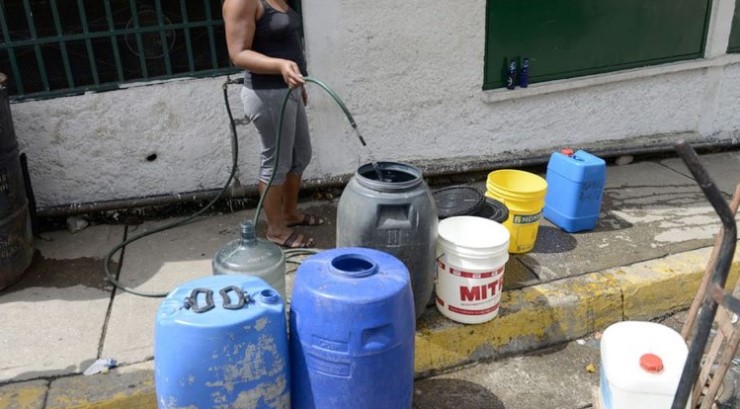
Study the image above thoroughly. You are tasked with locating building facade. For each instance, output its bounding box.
[2,0,740,210]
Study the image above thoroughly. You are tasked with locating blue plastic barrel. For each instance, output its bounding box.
[543,149,606,233]
[155,275,290,409]
[290,248,415,409]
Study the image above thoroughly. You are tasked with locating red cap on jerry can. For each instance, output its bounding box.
[560,148,575,157]
[639,353,664,373]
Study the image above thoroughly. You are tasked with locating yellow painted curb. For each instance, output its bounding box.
[415,247,740,375]
[45,363,154,409]
[0,381,47,409]
[47,391,156,409]
[415,269,624,374]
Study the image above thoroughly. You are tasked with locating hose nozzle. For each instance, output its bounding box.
[353,127,367,147]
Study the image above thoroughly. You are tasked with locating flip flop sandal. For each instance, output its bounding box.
[286,213,325,227]
[269,230,315,249]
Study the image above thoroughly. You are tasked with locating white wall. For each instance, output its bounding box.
[10,0,740,208]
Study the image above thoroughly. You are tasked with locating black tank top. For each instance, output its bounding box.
[244,0,307,89]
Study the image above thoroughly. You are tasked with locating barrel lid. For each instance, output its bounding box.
[433,186,484,219]
[473,198,509,223]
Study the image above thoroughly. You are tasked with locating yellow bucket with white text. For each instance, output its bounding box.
[485,170,547,253]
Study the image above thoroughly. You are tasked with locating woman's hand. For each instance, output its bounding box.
[279,59,304,88]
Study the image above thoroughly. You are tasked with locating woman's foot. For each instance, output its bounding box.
[284,212,325,227]
[266,229,315,249]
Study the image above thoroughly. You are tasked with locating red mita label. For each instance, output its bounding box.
[437,260,504,279]
[448,303,500,316]
[459,280,503,301]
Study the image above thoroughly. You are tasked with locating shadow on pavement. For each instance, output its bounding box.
[531,226,577,254]
[413,378,505,409]
[0,251,114,302]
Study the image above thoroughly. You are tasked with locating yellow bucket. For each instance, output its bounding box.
[485,170,548,253]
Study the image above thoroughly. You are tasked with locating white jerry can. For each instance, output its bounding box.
[599,321,691,409]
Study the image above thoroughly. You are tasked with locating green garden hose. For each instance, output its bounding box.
[103,76,362,297]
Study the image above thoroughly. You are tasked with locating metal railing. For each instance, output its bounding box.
[0,0,239,100]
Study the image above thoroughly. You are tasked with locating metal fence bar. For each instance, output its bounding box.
[0,22,221,49]
[180,0,195,73]
[154,0,173,75]
[103,0,125,82]
[128,0,149,78]
[203,0,219,69]
[1,1,234,99]
[9,67,237,101]
[0,1,24,94]
[76,0,100,85]
[50,0,75,89]
[22,0,50,91]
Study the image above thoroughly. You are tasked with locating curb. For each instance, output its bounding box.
[415,246,740,375]
[2,246,736,408]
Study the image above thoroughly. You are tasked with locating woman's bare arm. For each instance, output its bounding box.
[223,0,304,87]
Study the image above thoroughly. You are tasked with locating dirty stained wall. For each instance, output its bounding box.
[9,0,740,208]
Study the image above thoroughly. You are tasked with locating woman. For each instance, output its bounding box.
[223,0,323,248]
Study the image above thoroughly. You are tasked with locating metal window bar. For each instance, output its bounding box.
[103,0,125,83]
[203,0,219,69]
[128,0,149,79]
[0,1,24,95]
[22,0,50,92]
[76,0,100,86]
[0,0,238,100]
[154,0,172,76]
[179,0,195,73]
[50,0,76,89]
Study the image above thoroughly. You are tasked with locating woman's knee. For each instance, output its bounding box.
[260,166,288,185]
[290,148,312,174]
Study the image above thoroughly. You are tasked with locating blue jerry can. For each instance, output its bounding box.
[155,275,289,409]
[290,247,415,409]
[543,149,606,233]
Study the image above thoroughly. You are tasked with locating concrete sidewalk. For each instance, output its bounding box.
[2,150,740,408]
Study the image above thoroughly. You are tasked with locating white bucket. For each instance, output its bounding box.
[435,216,510,324]
[599,321,690,409]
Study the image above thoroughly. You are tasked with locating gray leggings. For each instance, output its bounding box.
[241,86,311,185]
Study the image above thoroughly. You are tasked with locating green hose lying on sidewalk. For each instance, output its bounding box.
[103,76,364,297]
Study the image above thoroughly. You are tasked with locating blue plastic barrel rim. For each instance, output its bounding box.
[330,254,379,277]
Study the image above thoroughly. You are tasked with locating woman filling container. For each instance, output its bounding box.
[223,0,323,249]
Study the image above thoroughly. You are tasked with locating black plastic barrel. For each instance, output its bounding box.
[0,73,33,290]
[336,162,438,319]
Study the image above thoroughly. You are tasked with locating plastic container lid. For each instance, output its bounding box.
[433,186,485,219]
[473,197,509,223]
[639,353,664,373]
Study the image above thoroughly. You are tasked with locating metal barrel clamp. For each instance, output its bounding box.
[184,286,251,313]
[672,141,740,409]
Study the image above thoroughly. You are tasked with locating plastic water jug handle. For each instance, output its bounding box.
[219,286,248,310]
[185,288,215,313]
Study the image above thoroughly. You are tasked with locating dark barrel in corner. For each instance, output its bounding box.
[0,73,34,290]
